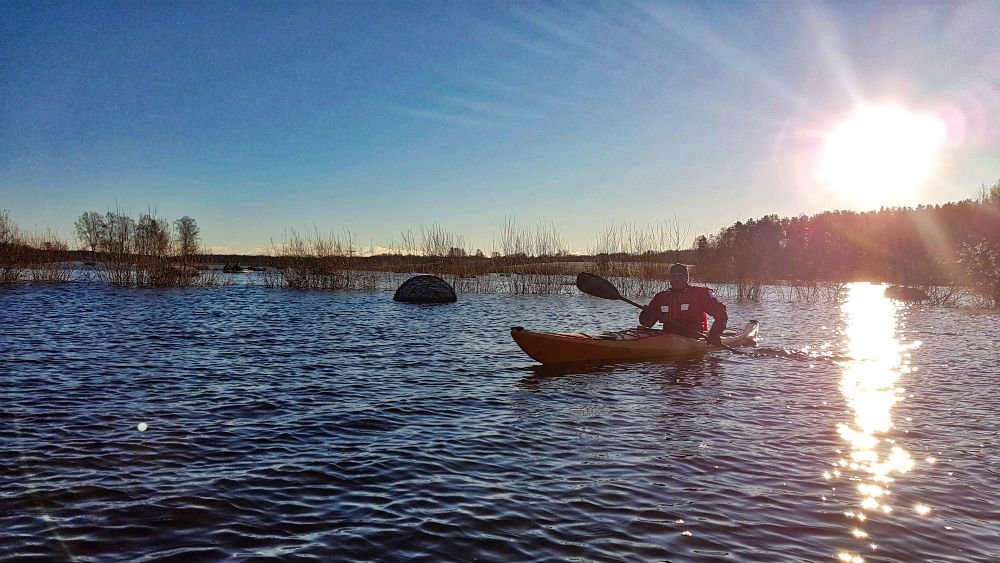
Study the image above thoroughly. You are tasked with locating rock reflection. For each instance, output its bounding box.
[833,282,921,561]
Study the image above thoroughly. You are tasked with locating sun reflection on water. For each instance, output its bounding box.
[833,282,922,561]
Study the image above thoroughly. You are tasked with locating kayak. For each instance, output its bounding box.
[510,320,760,365]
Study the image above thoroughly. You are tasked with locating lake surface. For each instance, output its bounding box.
[2,280,998,562]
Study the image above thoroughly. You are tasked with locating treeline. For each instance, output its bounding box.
[71,210,225,287]
[0,208,229,287]
[692,180,1000,306]
[256,219,694,295]
[1,181,998,305]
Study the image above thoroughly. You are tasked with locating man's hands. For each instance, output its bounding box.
[706,329,723,346]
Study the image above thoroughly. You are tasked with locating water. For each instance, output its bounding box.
[2,281,998,562]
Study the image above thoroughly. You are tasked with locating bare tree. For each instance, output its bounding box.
[100,212,135,254]
[0,210,17,246]
[399,229,416,255]
[136,214,171,257]
[421,223,464,258]
[174,216,200,260]
[75,211,106,255]
[660,213,692,263]
[0,210,26,283]
[975,179,1000,206]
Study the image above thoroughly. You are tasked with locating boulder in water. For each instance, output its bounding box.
[393,275,457,304]
[884,285,929,301]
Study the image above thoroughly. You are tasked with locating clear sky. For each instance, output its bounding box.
[2,1,998,254]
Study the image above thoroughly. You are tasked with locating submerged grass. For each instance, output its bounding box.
[265,227,386,290]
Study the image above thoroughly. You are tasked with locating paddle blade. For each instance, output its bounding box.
[576,272,625,301]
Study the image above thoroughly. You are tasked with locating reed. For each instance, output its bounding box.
[268,226,387,290]
[0,210,28,283]
[0,213,72,283]
[492,217,572,294]
[733,278,765,301]
[23,230,74,283]
[819,282,847,303]
[923,284,967,307]
[589,220,694,298]
[777,281,818,302]
[192,262,235,287]
[358,220,578,294]
[449,272,504,293]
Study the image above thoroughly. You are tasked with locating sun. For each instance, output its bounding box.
[819,105,946,207]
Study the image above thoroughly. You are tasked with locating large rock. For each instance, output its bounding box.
[393,275,457,304]
[884,285,929,301]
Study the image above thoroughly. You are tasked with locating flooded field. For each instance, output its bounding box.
[2,281,998,562]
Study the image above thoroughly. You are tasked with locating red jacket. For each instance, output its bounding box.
[639,285,727,335]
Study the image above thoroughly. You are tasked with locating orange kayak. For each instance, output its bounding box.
[510,320,759,365]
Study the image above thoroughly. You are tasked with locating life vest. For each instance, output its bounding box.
[658,287,709,331]
[644,285,727,334]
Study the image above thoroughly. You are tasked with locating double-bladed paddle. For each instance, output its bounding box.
[575,272,747,355]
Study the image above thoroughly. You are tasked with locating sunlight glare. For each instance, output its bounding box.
[832,283,928,548]
[820,105,945,206]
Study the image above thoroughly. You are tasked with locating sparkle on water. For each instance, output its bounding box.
[832,283,930,561]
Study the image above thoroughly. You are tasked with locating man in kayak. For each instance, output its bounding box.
[639,263,728,345]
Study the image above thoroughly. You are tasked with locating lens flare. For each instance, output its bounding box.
[820,105,945,207]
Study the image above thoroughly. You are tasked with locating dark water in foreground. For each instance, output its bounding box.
[2,281,998,562]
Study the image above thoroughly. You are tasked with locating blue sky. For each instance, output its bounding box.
[2,1,998,254]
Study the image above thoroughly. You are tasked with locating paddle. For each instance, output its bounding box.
[575,272,748,355]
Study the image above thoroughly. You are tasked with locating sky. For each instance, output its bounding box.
[2,0,999,255]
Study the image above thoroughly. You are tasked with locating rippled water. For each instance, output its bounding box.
[2,281,998,562]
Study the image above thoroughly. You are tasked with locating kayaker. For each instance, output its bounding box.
[639,263,728,345]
